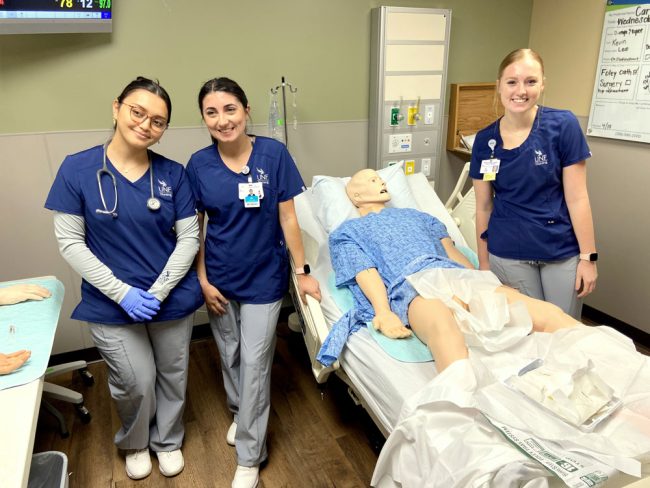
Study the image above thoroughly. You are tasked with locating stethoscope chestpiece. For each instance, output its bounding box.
[147,197,161,211]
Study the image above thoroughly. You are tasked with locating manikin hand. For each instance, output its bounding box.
[0,350,31,375]
[0,284,51,306]
[201,282,229,316]
[297,274,322,304]
[372,310,412,339]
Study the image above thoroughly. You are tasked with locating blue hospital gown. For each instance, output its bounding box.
[317,208,463,366]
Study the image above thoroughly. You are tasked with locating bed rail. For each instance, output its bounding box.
[444,162,477,253]
[289,230,339,383]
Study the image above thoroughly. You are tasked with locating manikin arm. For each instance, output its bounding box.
[0,284,50,305]
[441,237,474,269]
[355,268,411,339]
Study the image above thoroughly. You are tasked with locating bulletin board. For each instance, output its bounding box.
[587,1,650,144]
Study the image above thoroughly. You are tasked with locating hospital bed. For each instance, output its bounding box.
[288,167,650,487]
[288,168,474,434]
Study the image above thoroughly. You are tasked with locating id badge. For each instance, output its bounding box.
[239,182,264,208]
[480,158,500,181]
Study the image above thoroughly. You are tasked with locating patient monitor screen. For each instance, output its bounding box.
[0,0,112,34]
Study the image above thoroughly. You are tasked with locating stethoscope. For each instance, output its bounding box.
[96,143,161,218]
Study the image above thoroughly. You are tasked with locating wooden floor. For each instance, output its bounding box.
[34,321,383,487]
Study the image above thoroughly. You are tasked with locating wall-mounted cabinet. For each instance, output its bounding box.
[446,82,503,158]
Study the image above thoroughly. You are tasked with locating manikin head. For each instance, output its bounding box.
[346,169,391,215]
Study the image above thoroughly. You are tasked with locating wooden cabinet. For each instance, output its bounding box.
[446,82,503,157]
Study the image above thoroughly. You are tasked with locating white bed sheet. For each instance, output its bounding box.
[294,173,456,433]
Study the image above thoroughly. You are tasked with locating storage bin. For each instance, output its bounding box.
[27,451,69,488]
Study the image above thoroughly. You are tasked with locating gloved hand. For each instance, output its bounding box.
[119,287,161,322]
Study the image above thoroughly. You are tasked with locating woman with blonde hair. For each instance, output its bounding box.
[471,48,597,320]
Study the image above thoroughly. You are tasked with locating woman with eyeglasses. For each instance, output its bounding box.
[45,76,203,480]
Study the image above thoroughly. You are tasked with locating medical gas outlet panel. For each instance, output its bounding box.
[368,7,451,183]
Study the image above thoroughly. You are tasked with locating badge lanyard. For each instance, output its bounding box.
[480,138,500,181]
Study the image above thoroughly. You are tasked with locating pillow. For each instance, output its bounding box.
[311,162,420,234]
[379,163,420,210]
[312,176,358,234]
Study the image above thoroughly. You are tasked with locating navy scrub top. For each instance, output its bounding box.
[186,136,306,304]
[45,145,203,324]
[470,107,591,261]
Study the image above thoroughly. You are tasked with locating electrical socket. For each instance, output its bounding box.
[421,157,431,176]
[424,105,434,125]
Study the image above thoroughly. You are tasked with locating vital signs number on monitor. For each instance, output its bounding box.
[0,0,112,35]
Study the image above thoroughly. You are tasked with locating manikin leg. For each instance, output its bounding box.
[407,288,579,372]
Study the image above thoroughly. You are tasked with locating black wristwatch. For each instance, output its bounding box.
[579,252,598,262]
[295,264,311,275]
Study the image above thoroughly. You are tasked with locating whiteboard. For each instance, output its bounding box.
[587,1,650,144]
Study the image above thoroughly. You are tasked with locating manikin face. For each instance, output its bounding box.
[497,56,545,115]
[201,91,250,144]
[346,169,390,207]
[112,89,168,149]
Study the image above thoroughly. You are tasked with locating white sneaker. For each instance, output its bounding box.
[226,421,237,446]
[232,465,259,488]
[125,448,152,480]
[156,449,184,477]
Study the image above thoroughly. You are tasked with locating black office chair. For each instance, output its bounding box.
[41,360,93,438]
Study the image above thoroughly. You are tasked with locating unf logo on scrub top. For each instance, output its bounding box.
[158,179,173,197]
[256,168,270,184]
[534,149,548,166]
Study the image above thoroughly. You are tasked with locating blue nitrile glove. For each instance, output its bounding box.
[119,287,161,321]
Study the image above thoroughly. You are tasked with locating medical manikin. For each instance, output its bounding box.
[334,169,580,372]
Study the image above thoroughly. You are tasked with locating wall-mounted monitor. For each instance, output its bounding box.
[0,0,112,35]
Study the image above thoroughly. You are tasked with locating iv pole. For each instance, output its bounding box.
[270,76,298,147]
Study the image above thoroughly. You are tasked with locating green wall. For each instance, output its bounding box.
[0,0,532,134]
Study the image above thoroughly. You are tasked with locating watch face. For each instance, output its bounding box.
[590,253,598,262]
[303,264,311,275]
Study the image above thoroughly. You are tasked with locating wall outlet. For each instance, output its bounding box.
[424,105,434,125]
[421,157,431,176]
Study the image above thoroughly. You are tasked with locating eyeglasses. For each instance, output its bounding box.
[122,103,168,132]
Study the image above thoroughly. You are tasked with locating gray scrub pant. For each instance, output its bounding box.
[88,315,193,452]
[489,253,582,320]
[209,299,282,467]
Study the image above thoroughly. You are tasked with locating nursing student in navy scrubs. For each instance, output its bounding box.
[45,77,203,480]
[186,77,320,488]
[472,49,597,320]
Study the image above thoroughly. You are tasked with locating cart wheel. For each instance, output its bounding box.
[79,368,95,386]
